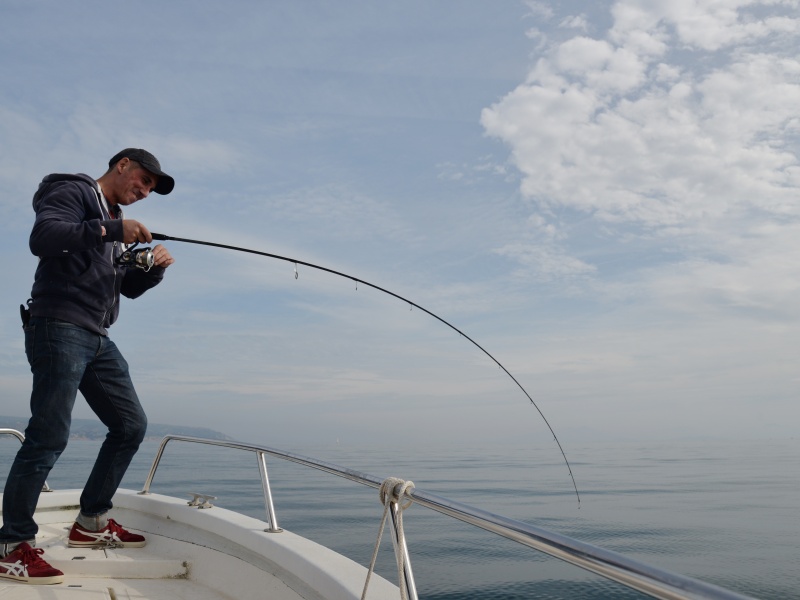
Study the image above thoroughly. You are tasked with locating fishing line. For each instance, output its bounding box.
[152,232,580,505]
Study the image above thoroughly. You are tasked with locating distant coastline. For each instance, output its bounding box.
[0,416,232,442]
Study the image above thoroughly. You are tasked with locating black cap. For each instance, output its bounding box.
[108,148,175,195]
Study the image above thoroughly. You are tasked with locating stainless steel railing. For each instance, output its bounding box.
[0,428,26,444]
[0,428,52,492]
[139,434,756,600]
[140,434,418,597]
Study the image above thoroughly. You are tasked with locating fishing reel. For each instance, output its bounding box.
[116,242,155,272]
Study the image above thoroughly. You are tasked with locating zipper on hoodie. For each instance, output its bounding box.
[95,183,120,331]
[100,241,119,330]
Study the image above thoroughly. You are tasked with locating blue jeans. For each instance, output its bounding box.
[0,318,147,542]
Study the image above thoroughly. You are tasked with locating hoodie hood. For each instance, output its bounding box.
[32,173,97,212]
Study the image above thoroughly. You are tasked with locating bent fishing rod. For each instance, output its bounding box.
[151,232,580,505]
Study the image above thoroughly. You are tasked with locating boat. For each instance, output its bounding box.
[0,428,756,599]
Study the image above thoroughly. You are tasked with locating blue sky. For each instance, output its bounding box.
[0,1,798,456]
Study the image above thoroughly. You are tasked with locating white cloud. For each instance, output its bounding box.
[478,0,800,349]
[559,14,590,32]
[523,1,554,21]
[494,242,596,281]
[483,1,800,234]
[557,37,649,92]
[656,0,800,51]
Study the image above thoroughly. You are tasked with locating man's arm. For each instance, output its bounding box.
[29,182,105,256]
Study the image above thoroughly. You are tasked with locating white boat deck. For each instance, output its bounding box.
[4,523,245,599]
[0,489,398,600]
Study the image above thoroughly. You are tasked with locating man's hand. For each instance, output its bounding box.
[151,244,175,268]
[121,219,152,244]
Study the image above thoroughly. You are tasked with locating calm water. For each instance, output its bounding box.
[1,436,797,599]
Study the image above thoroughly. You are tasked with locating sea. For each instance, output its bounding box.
[0,435,797,599]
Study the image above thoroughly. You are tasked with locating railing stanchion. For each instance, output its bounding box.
[389,502,419,600]
[257,450,282,533]
[140,435,173,495]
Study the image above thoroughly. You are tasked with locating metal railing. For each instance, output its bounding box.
[0,428,52,492]
[140,435,756,600]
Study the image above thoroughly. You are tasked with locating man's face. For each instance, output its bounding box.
[109,158,159,206]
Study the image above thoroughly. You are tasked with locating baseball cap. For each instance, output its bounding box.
[108,148,175,195]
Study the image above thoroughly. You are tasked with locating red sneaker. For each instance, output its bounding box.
[68,518,146,548]
[0,542,64,585]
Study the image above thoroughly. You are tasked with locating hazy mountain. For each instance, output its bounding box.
[0,416,232,441]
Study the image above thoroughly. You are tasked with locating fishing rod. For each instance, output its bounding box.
[151,232,580,505]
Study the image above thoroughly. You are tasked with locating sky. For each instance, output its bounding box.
[0,1,798,463]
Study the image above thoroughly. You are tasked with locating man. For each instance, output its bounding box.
[0,149,175,585]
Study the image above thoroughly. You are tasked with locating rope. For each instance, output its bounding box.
[361,477,416,600]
